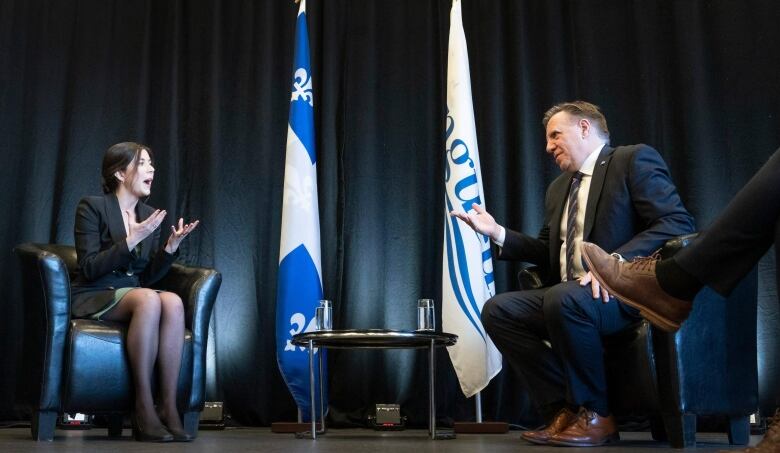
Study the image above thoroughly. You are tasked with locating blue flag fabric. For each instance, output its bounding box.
[276,0,326,421]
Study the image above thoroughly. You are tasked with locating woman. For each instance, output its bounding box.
[71,142,199,442]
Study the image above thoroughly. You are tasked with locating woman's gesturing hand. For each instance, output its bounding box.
[165,218,200,254]
[126,209,167,251]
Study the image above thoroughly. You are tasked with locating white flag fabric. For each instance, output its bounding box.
[442,0,502,398]
[276,0,326,421]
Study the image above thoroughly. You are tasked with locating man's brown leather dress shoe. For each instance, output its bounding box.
[548,408,619,447]
[521,408,578,445]
[581,242,693,332]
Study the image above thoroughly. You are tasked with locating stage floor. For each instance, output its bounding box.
[0,427,760,452]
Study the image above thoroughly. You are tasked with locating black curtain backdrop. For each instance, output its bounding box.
[1,0,779,426]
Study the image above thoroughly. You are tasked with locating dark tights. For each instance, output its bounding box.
[102,288,185,433]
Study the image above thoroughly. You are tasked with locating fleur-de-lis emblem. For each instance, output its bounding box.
[284,312,318,352]
[283,166,314,213]
[291,68,313,107]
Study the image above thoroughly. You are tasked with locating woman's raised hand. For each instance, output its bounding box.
[126,209,167,251]
[165,218,200,254]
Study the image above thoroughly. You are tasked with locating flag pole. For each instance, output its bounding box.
[475,392,482,423]
[443,0,507,435]
[453,393,508,434]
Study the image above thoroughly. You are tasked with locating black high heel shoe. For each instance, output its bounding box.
[157,408,195,442]
[166,426,195,442]
[132,415,174,442]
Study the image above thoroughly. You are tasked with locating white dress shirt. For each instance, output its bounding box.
[557,144,603,281]
[494,144,604,282]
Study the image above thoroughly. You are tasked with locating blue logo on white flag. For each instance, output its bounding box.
[442,0,502,399]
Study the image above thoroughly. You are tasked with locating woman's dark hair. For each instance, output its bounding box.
[101,142,154,194]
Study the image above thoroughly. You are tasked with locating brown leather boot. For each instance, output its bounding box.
[521,407,578,445]
[548,407,619,447]
[581,242,693,332]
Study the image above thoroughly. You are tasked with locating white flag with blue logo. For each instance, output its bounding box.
[442,0,502,398]
[276,0,326,421]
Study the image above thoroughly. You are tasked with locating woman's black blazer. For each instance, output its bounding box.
[70,193,177,317]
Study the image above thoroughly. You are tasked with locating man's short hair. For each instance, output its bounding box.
[542,101,610,142]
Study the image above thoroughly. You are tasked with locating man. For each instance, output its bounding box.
[582,147,780,452]
[452,101,695,447]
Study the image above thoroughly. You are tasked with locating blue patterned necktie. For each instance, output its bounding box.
[565,172,584,281]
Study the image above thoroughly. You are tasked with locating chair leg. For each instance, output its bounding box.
[663,413,696,448]
[183,411,200,438]
[649,416,668,441]
[107,414,125,438]
[31,410,57,441]
[728,415,750,445]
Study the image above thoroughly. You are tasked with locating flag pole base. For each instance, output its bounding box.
[271,422,311,433]
[453,421,509,434]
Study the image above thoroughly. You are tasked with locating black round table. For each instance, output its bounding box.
[291,329,458,440]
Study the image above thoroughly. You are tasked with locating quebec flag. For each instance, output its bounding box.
[442,0,502,398]
[276,0,326,421]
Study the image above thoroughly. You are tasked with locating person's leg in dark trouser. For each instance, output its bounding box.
[481,289,567,420]
[482,288,581,445]
[542,282,641,416]
[660,147,780,298]
[542,281,640,446]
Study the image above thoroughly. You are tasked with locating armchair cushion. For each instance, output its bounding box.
[62,319,194,414]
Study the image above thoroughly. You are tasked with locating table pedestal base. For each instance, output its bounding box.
[291,329,458,441]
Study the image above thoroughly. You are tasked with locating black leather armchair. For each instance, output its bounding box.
[14,243,221,441]
[517,234,758,448]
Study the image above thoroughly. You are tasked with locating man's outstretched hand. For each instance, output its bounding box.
[449,203,501,241]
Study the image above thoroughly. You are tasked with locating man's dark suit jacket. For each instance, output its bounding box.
[70,193,177,318]
[500,144,695,286]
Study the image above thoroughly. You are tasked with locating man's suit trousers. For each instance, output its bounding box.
[482,281,641,418]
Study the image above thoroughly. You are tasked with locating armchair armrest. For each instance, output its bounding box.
[14,243,73,412]
[517,266,545,291]
[152,264,221,331]
[152,263,221,411]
